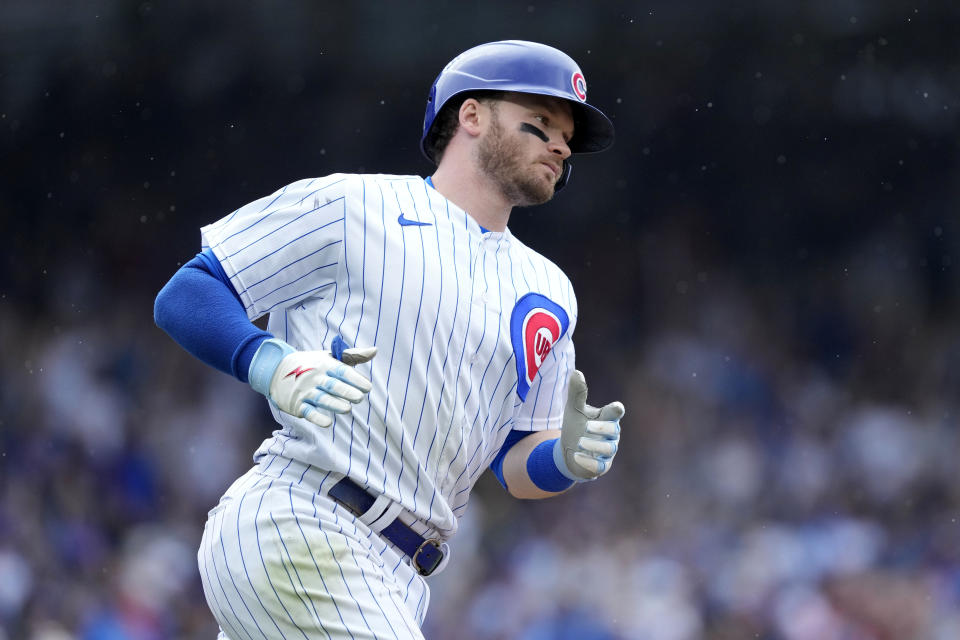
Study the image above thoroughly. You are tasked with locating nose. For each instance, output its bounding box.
[549,137,572,160]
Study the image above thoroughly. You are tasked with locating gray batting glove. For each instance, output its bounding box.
[248,338,377,428]
[553,370,625,481]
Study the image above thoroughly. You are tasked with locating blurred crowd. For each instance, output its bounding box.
[424,234,960,639]
[3,1,960,639]
[4,215,960,639]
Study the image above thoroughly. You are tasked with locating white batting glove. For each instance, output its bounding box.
[553,370,625,481]
[248,338,377,428]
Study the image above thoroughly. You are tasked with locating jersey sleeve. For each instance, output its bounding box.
[511,304,577,432]
[200,174,350,321]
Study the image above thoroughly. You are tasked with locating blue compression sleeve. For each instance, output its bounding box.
[490,429,529,489]
[154,249,271,382]
[490,430,575,493]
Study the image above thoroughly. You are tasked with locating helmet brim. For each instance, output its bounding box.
[569,100,615,154]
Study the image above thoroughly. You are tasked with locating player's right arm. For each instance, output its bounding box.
[154,176,375,428]
[153,250,375,428]
[154,250,271,381]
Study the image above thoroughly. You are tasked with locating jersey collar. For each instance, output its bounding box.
[425,175,492,234]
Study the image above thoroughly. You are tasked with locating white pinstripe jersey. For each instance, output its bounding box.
[201,173,577,539]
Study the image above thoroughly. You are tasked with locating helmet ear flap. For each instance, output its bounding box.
[422,84,440,162]
[554,161,572,192]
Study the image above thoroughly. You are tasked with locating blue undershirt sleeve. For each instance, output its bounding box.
[490,429,575,493]
[154,249,272,383]
[490,429,529,489]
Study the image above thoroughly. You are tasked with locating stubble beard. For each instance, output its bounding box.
[475,112,556,207]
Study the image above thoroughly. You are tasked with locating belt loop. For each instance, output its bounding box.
[363,499,403,534]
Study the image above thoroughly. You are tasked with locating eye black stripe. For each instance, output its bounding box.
[519,123,550,142]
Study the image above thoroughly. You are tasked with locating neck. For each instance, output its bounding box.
[430,160,512,232]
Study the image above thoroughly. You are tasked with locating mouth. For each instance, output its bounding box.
[540,162,560,179]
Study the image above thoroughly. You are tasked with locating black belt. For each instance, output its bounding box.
[327,477,445,576]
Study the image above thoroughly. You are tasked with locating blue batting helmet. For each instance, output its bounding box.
[420,40,615,189]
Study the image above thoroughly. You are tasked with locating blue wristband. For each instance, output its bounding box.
[527,439,576,493]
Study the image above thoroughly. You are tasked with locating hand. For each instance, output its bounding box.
[248,338,377,428]
[553,370,624,481]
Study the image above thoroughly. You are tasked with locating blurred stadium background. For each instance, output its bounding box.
[2,2,959,638]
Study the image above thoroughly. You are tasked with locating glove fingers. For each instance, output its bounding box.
[597,401,625,422]
[578,437,618,457]
[326,363,373,393]
[586,420,620,439]
[573,452,608,476]
[316,376,369,403]
[300,405,333,428]
[305,391,351,414]
[340,346,377,366]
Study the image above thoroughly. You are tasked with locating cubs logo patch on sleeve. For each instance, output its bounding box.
[510,292,570,401]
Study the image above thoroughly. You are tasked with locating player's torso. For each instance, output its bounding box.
[264,174,574,534]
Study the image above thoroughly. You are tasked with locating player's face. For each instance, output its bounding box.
[475,94,574,206]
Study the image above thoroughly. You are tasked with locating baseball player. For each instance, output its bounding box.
[155,40,624,639]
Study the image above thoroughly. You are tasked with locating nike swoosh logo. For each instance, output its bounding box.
[398,213,432,227]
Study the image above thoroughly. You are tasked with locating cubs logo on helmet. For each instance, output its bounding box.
[571,71,587,102]
[510,293,570,400]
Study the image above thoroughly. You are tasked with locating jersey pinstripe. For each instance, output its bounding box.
[201,173,577,540]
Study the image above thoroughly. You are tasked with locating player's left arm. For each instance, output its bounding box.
[499,428,567,499]
[497,370,624,499]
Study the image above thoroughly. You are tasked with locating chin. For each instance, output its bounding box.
[487,165,556,207]
[514,181,554,207]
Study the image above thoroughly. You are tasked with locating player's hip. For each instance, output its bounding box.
[198,460,432,634]
[198,519,427,639]
[202,455,447,572]
[201,460,387,570]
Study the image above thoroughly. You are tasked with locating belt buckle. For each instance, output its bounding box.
[412,538,443,576]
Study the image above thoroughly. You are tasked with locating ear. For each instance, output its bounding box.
[458,98,485,137]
